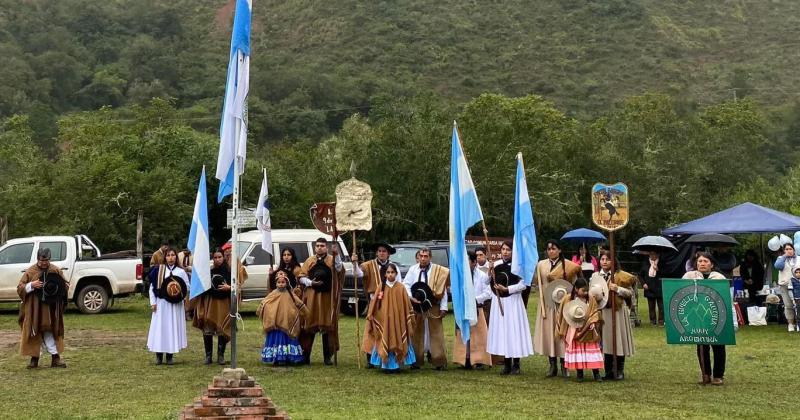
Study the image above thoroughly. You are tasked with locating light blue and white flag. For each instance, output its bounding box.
[511,153,539,286]
[255,168,272,255]
[215,0,252,202]
[448,122,484,344]
[189,167,212,299]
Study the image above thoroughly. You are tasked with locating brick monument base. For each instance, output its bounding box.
[179,368,289,419]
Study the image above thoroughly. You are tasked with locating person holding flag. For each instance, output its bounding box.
[192,249,236,365]
[448,122,484,370]
[487,155,538,374]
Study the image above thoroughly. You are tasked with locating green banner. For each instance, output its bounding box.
[662,278,736,345]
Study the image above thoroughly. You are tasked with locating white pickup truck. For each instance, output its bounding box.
[0,235,143,314]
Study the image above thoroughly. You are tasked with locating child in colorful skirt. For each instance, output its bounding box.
[558,277,604,382]
[257,269,308,365]
[368,263,416,372]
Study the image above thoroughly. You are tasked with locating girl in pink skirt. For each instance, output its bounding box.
[558,277,604,382]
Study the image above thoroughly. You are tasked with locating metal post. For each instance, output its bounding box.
[230,120,240,369]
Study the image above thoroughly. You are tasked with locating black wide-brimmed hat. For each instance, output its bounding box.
[372,242,396,255]
[39,272,67,305]
[309,261,333,292]
[410,282,435,313]
[160,276,187,304]
[492,263,520,297]
[209,274,229,299]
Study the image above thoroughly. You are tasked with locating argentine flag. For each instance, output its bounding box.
[215,0,252,202]
[448,122,484,344]
[188,168,212,299]
[511,153,539,286]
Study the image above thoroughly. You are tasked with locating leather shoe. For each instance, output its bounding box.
[50,354,66,368]
[27,357,39,369]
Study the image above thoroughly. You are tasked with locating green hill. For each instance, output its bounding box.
[2,0,799,144]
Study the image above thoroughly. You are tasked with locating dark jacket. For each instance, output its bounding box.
[740,259,764,294]
[640,259,662,299]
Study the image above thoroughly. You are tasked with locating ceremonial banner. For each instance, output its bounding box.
[591,182,629,231]
[663,278,736,345]
[335,178,372,231]
[310,202,337,236]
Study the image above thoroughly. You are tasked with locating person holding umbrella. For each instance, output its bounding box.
[640,251,664,326]
[571,244,599,279]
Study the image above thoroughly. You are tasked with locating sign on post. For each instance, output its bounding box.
[310,202,338,236]
[662,278,736,345]
[226,208,257,229]
[591,182,629,232]
[335,178,373,231]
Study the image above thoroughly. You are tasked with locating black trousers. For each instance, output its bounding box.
[647,297,664,324]
[696,345,726,378]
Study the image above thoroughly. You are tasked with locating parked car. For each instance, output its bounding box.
[231,229,352,301]
[0,235,144,314]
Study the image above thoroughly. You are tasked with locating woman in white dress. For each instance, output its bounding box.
[147,247,189,365]
[487,241,534,375]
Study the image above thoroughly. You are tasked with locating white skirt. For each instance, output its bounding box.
[147,297,188,354]
[487,293,534,358]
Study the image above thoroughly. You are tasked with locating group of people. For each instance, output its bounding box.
[15,236,729,386]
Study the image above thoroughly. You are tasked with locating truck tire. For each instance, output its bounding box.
[76,284,109,314]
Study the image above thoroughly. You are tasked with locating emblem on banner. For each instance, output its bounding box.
[591,182,629,232]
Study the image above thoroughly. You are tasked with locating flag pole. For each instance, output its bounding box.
[230,120,240,370]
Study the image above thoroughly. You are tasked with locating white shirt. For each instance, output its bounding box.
[472,267,492,304]
[403,263,448,311]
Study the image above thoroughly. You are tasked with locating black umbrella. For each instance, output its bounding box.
[685,233,739,247]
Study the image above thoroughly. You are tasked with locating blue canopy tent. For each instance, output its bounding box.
[662,202,800,235]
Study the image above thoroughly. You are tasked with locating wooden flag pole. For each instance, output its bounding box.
[352,230,362,369]
[482,222,504,316]
[609,230,618,376]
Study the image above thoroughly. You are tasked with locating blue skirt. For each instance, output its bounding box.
[261,330,304,364]
[370,344,416,371]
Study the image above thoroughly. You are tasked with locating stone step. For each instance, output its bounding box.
[212,377,257,388]
[194,405,272,417]
[205,387,265,398]
[200,396,272,407]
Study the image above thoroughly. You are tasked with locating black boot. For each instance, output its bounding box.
[166,353,174,365]
[593,368,603,382]
[546,357,558,377]
[500,358,512,375]
[615,356,625,380]
[203,335,213,365]
[217,337,228,365]
[603,354,614,380]
[155,352,163,365]
[27,357,39,369]
[322,334,333,366]
[510,358,521,375]
[560,358,569,378]
[576,369,584,382]
[365,353,373,369]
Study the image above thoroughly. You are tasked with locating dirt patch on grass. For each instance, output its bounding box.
[0,329,144,350]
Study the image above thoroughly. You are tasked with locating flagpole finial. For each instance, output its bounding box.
[453,120,458,127]
[516,152,523,160]
[349,160,356,178]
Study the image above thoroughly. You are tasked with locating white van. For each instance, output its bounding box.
[231,229,351,300]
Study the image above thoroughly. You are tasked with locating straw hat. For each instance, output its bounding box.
[765,294,781,305]
[589,277,609,309]
[543,279,573,311]
[563,299,589,328]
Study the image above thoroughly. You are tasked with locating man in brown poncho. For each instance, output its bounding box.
[297,238,345,365]
[403,247,450,370]
[17,248,68,368]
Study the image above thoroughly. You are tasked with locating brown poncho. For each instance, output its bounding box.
[191,264,246,339]
[17,264,68,357]
[299,255,344,333]
[368,281,415,363]
[556,295,603,343]
[256,288,309,339]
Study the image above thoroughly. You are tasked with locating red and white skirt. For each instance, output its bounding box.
[564,328,604,370]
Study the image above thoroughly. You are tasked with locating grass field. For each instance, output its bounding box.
[0,294,794,419]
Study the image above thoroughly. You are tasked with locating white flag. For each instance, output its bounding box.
[255,169,272,255]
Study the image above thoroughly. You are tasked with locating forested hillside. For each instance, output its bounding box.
[1,0,800,249]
